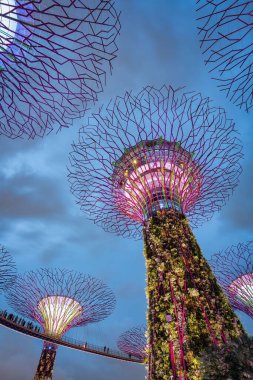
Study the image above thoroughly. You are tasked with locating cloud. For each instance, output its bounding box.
[0,1,252,379]
[0,136,38,160]
[218,123,253,233]
[53,349,145,380]
[221,179,253,231]
[0,170,66,219]
[0,328,39,380]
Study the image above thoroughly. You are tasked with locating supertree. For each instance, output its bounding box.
[210,241,253,319]
[68,85,246,379]
[196,0,253,112]
[0,0,120,139]
[117,325,147,360]
[6,268,116,380]
[68,85,245,379]
[0,244,16,292]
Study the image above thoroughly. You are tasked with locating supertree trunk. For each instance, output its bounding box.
[144,209,244,380]
[34,342,58,380]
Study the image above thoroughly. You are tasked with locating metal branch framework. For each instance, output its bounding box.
[6,268,116,379]
[210,241,253,319]
[0,244,16,293]
[196,0,253,112]
[117,325,147,360]
[68,85,244,379]
[0,0,120,139]
[69,85,242,239]
[6,268,116,336]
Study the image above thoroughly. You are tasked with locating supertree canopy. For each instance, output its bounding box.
[210,241,253,319]
[0,244,16,292]
[196,0,253,112]
[69,85,244,379]
[0,0,120,139]
[117,325,147,360]
[69,85,242,239]
[69,86,245,380]
[6,268,116,380]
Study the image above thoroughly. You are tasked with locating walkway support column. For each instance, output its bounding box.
[34,342,57,380]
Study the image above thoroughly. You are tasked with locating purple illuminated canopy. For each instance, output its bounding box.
[210,241,253,319]
[69,85,242,239]
[117,325,147,359]
[196,0,253,112]
[0,0,120,139]
[6,268,116,337]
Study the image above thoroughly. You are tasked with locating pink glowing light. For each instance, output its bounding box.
[211,242,253,318]
[117,325,147,359]
[229,273,253,309]
[112,140,202,223]
[69,85,242,238]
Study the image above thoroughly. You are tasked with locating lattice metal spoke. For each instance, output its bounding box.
[6,268,116,337]
[117,325,147,359]
[0,244,16,293]
[210,241,253,318]
[0,0,120,138]
[69,85,242,238]
[196,0,253,112]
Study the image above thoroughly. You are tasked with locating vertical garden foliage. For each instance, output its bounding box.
[144,209,243,379]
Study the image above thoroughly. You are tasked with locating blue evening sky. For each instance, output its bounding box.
[0,1,252,379]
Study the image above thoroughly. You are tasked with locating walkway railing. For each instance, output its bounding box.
[0,310,144,364]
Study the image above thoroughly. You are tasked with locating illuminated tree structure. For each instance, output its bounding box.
[6,268,116,380]
[196,0,253,112]
[0,0,120,139]
[69,85,245,379]
[117,325,147,360]
[0,244,16,292]
[210,241,253,319]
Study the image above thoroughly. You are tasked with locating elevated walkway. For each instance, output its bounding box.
[0,313,144,364]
